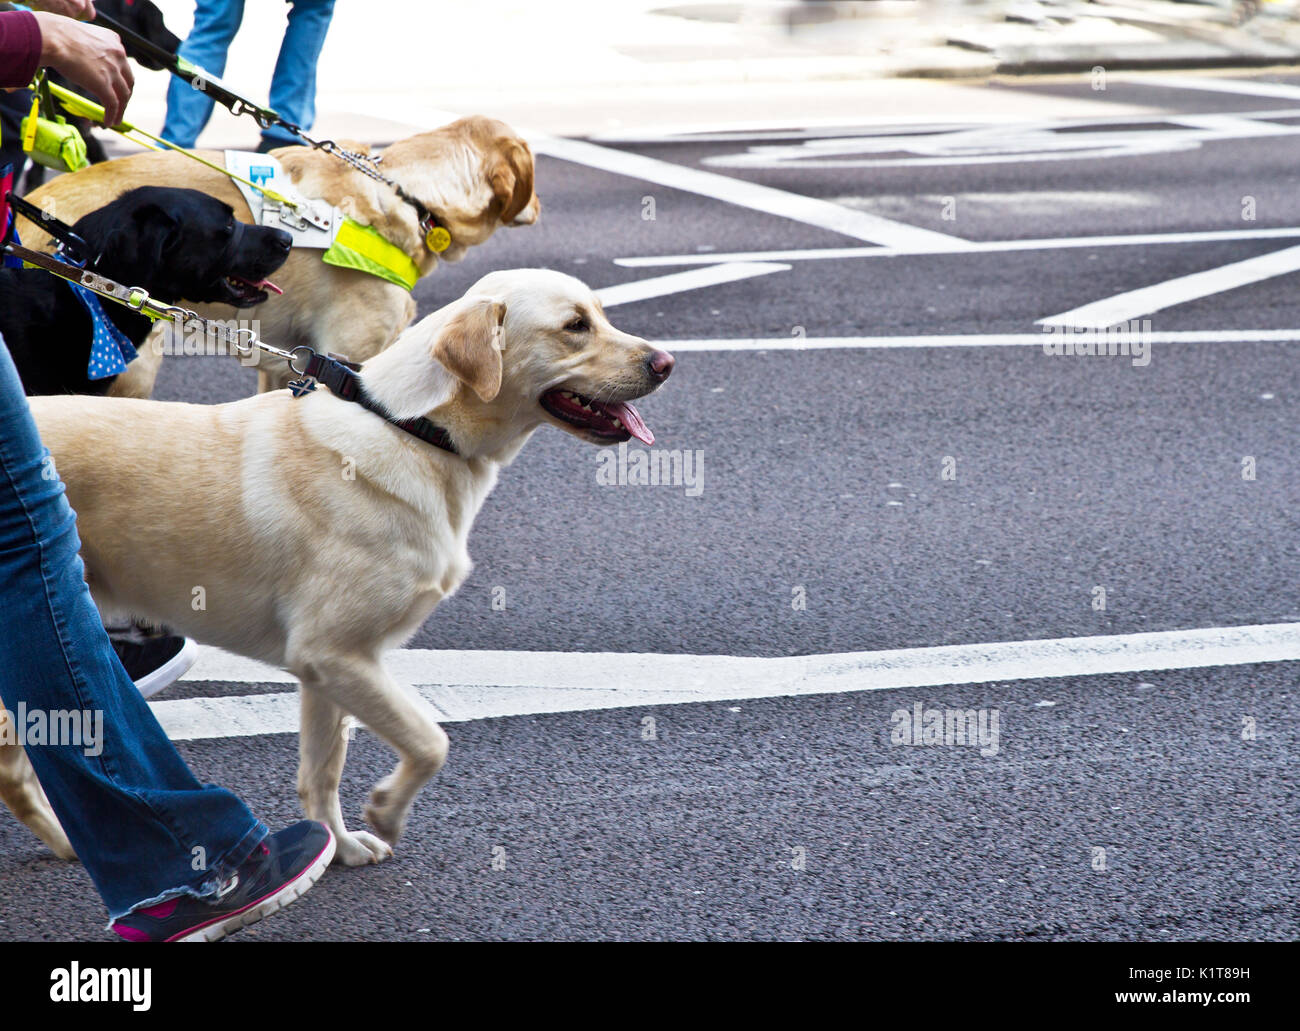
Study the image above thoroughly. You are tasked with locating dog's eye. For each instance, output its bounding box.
[565,317,589,333]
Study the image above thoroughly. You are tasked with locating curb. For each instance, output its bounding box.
[993,52,1300,75]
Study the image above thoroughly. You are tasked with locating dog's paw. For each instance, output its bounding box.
[333,829,394,866]
[363,795,406,847]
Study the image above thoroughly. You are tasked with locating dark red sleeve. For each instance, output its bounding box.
[0,11,42,90]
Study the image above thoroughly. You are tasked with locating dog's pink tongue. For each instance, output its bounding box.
[609,401,653,446]
[232,274,283,295]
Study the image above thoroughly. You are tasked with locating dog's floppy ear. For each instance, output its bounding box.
[130,202,181,269]
[429,296,505,403]
[489,139,536,226]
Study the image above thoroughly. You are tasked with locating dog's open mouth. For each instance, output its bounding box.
[539,388,654,445]
[221,273,283,306]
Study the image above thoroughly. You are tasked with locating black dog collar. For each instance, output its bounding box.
[295,350,459,456]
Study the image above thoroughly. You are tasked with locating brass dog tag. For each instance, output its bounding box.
[425,226,451,253]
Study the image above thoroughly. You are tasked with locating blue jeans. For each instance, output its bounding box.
[161,0,337,149]
[0,337,266,923]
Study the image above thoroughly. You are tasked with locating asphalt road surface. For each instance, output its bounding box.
[2,71,1298,942]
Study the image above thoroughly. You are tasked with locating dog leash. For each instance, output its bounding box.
[5,244,196,325]
[92,8,277,128]
[40,79,302,211]
[3,191,255,323]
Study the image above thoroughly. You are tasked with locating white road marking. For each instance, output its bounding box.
[1133,75,1300,102]
[590,120,982,144]
[162,622,1300,740]
[614,226,1300,268]
[595,262,789,308]
[701,127,1191,170]
[1039,245,1300,328]
[697,108,1300,170]
[531,134,970,252]
[647,329,1300,352]
[1168,112,1298,137]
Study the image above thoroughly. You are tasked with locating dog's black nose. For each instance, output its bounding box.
[270,229,292,252]
[647,349,675,381]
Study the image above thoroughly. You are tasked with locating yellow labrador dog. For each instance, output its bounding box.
[19,116,540,397]
[0,269,673,866]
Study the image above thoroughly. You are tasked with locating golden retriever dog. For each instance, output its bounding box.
[18,116,540,397]
[0,269,674,867]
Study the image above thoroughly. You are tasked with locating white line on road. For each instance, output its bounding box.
[1038,245,1300,327]
[695,107,1300,170]
[646,329,1300,352]
[589,120,982,144]
[1132,75,1300,102]
[1168,112,1299,137]
[613,226,1300,268]
[595,262,789,308]
[532,134,971,252]
[163,622,1300,741]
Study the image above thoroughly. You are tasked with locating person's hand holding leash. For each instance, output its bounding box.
[31,5,133,125]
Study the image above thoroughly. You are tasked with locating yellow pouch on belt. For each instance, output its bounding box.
[20,105,90,174]
[321,217,420,292]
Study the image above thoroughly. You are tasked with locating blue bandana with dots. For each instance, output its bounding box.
[68,280,137,380]
[4,222,137,380]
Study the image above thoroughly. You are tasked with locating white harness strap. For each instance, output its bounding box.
[224,150,340,250]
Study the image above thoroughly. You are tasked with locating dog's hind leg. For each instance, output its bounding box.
[0,707,77,860]
[297,686,393,866]
[291,652,448,860]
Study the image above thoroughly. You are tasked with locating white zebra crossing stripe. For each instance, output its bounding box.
[644,330,1300,352]
[1038,245,1300,328]
[159,622,1300,740]
[532,134,972,252]
[596,262,789,307]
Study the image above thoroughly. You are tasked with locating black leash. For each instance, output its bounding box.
[91,9,181,71]
[92,9,279,129]
[5,191,90,264]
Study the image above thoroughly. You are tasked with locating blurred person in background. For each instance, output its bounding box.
[162,0,335,152]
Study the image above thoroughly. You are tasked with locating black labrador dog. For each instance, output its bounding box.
[1,186,291,396]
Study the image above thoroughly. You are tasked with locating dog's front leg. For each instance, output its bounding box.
[297,688,394,866]
[0,706,77,860]
[105,323,167,399]
[291,652,448,857]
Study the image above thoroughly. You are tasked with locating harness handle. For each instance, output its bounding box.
[4,191,90,264]
[44,81,300,210]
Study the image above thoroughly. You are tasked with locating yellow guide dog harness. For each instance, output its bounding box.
[226,151,428,292]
